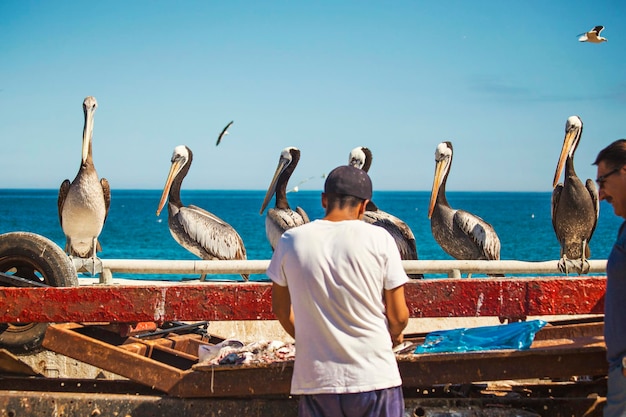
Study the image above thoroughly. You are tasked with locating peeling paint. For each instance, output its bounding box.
[0,278,607,323]
[154,288,167,322]
[475,293,484,316]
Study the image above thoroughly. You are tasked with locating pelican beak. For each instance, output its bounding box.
[81,103,96,165]
[428,159,447,219]
[259,155,290,214]
[552,125,580,188]
[156,159,183,216]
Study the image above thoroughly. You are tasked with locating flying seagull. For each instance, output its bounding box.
[216,121,234,146]
[578,26,607,43]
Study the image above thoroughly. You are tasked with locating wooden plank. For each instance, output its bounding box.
[0,277,606,323]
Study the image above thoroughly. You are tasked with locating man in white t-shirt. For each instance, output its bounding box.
[267,165,410,417]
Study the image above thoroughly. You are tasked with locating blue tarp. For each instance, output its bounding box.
[414,319,547,354]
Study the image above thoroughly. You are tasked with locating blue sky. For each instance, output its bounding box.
[1,1,624,191]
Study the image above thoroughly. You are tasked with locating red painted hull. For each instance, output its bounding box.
[0,276,605,323]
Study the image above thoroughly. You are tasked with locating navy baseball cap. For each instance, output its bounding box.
[324,165,372,200]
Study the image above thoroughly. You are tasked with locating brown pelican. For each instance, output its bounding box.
[551,116,599,274]
[216,120,233,146]
[428,142,501,268]
[58,96,111,265]
[578,26,607,43]
[259,147,309,250]
[349,146,423,279]
[156,145,249,281]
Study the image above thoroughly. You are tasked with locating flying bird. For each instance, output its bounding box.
[287,174,326,193]
[578,26,607,43]
[428,142,502,274]
[157,145,249,281]
[260,147,310,250]
[551,116,599,275]
[349,146,423,279]
[58,96,111,268]
[216,121,234,146]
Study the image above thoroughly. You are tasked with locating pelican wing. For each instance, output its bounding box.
[58,179,70,226]
[179,205,246,260]
[101,177,111,225]
[455,210,500,260]
[268,208,309,230]
[551,183,563,233]
[296,206,310,223]
[586,178,600,241]
[266,207,309,250]
[363,210,418,261]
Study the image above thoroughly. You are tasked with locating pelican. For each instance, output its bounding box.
[578,26,607,43]
[216,120,233,146]
[58,96,111,268]
[551,116,599,274]
[259,147,309,250]
[349,146,423,279]
[428,142,501,270]
[156,145,249,281]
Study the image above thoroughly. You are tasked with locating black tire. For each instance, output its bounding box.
[0,232,78,353]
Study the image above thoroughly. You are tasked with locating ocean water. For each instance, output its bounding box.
[0,189,622,281]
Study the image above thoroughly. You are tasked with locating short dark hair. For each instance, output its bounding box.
[593,139,626,168]
[324,193,364,213]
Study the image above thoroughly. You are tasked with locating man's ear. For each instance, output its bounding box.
[321,193,328,209]
[358,199,369,217]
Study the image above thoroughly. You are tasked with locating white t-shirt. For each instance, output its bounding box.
[267,219,409,395]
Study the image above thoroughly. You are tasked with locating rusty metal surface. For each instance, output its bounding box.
[42,323,184,393]
[173,362,293,398]
[397,336,607,387]
[42,322,608,399]
[0,349,40,376]
[0,388,605,417]
[534,320,604,341]
[0,276,606,323]
[0,390,299,417]
[403,276,606,321]
[0,376,160,395]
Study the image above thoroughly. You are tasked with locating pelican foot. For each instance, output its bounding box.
[557,257,590,275]
[578,259,591,275]
[71,256,103,277]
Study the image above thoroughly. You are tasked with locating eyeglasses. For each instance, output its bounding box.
[596,166,622,187]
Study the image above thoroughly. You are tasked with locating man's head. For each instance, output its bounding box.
[593,139,626,218]
[324,165,372,200]
[322,165,373,216]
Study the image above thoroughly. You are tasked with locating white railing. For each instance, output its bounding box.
[83,259,607,283]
